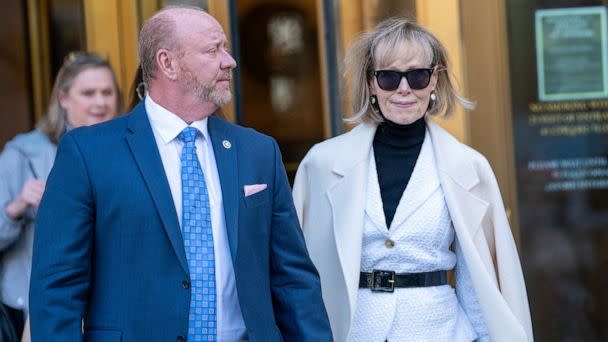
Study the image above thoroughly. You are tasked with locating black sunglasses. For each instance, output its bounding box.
[374,68,435,91]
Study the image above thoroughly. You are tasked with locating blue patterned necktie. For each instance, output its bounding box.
[178,127,216,341]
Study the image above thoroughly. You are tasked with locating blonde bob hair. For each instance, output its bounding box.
[37,51,121,144]
[345,17,474,124]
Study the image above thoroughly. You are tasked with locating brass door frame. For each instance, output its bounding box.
[26,0,52,122]
[207,0,235,122]
[460,0,519,241]
[84,0,139,108]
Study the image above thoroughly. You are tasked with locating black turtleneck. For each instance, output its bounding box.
[373,116,426,228]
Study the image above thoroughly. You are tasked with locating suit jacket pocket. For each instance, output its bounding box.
[84,329,122,342]
[243,189,269,208]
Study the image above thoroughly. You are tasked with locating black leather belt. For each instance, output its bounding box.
[359,270,448,292]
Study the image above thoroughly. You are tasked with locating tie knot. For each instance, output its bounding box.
[178,127,198,144]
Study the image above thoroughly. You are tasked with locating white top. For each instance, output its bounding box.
[145,96,247,341]
[349,131,488,342]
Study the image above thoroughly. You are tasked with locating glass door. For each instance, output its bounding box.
[235,0,326,181]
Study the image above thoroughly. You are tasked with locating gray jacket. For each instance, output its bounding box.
[0,129,56,312]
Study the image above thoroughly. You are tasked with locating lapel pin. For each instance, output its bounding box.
[222,140,232,149]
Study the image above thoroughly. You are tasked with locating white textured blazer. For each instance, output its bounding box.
[292,117,533,342]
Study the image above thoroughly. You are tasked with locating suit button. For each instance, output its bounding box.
[182,279,190,289]
[385,239,395,248]
[177,335,186,342]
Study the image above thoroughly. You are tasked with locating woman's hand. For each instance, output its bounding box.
[4,179,46,220]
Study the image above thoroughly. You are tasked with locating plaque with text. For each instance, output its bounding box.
[536,6,608,101]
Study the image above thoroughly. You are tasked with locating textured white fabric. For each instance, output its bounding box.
[349,132,479,342]
[456,238,491,342]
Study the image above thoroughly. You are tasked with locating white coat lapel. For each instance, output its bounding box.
[426,119,489,238]
[389,130,440,229]
[365,153,387,229]
[427,119,531,341]
[326,122,376,321]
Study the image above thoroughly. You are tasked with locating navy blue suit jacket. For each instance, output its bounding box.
[29,103,332,341]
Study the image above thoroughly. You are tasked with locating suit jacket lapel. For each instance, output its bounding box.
[326,122,376,321]
[208,116,238,264]
[126,103,189,274]
[426,118,489,238]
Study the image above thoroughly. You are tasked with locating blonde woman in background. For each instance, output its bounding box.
[293,18,533,341]
[0,52,120,341]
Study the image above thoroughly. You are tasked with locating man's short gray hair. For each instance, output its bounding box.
[138,6,206,85]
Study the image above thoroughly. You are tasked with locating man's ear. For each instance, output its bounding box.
[156,49,179,81]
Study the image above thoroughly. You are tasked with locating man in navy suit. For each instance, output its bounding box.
[29,6,332,342]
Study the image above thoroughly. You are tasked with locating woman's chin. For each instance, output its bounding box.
[385,112,424,125]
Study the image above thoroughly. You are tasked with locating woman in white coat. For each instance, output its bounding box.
[293,18,533,342]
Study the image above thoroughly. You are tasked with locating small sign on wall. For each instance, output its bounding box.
[535,6,608,101]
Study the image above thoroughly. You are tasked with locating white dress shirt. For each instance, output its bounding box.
[145,96,247,341]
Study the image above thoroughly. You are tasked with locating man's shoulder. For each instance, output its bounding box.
[209,115,273,145]
[68,113,131,141]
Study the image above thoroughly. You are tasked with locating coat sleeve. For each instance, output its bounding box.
[267,139,333,341]
[29,133,94,341]
[0,145,30,251]
[479,157,534,341]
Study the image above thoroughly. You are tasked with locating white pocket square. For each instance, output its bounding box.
[244,183,267,197]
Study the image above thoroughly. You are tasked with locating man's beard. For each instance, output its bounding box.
[179,65,232,107]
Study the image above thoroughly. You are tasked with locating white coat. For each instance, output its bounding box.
[293,117,533,342]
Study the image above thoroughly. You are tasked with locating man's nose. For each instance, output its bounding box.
[222,50,237,69]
